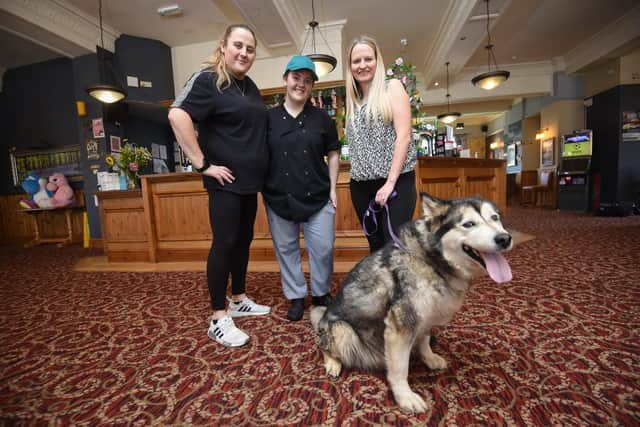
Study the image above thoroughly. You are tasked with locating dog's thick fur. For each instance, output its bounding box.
[310,193,513,413]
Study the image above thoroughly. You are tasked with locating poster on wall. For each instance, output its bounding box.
[86,139,100,160]
[92,118,105,138]
[622,111,640,142]
[507,144,516,167]
[540,137,555,166]
[109,135,121,152]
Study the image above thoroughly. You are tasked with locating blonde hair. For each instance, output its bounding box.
[203,24,257,92]
[345,35,393,126]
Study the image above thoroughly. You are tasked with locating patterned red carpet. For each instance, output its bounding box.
[1,207,639,426]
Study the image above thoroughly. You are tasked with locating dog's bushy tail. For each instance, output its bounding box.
[310,306,383,369]
[310,306,326,332]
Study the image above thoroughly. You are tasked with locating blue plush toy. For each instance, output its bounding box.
[19,172,52,209]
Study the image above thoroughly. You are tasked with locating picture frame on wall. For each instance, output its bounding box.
[110,135,121,152]
[541,137,555,167]
[507,144,516,167]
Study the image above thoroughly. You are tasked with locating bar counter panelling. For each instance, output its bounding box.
[97,158,505,263]
[416,157,506,215]
[96,189,148,262]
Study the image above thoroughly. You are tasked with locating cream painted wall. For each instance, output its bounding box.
[487,114,505,136]
[583,58,620,98]
[581,48,640,98]
[171,23,344,95]
[522,116,541,171]
[455,124,483,138]
[620,47,640,85]
[540,99,585,165]
[171,40,218,93]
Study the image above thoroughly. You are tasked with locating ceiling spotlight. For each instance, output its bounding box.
[434,82,439,86]
[157,5,183,17]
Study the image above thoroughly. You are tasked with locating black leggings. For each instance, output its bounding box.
[350,170,417,253]
[207,190,257,311]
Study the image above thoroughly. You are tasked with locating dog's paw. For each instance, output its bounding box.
[423,353,448,370]
[324,358,342,378]
[395,390,428,414]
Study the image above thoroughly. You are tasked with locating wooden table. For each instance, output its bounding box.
[19,206,84,248]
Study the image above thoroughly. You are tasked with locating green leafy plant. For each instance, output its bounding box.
[116,142,152,188]
[386,57,421,116]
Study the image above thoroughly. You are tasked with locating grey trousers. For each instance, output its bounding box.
[266,201,335,300]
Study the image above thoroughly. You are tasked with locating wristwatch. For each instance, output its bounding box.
[195,158,211,173]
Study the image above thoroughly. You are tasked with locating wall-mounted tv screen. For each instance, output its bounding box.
[562,131,592,157]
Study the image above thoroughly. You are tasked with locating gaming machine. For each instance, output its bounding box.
[558,130,592,212]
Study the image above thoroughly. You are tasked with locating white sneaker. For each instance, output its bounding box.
[207,315,249,347]
[229,297,271,317]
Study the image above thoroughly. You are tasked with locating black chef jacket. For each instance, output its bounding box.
[263,103,339,222]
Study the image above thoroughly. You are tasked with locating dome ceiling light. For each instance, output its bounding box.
[300,0,337,78]
[86,0,126,104]
[437,62,461,124]
[471,0,510,90]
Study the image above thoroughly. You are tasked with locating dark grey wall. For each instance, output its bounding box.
[73,53,106,238]
[0,58,78,194]
[618,84,640,203]
[0,34,176,240]
[115,35,175,102]
[586,83,640,204]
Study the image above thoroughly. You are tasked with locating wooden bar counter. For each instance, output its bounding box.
[96,157,505,263]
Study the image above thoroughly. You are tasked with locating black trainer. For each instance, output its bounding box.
[287,298,305,321]
[311,293,333,307]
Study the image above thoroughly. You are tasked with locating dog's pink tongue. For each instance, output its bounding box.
[481,252,512,283]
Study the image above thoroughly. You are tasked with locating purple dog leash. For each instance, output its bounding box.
[362,190,408,251]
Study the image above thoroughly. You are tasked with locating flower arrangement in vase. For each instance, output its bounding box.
[105,141,152,189]
[386,57,422,117]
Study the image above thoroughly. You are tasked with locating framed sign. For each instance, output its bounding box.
[110,135,121,152]
[506,144,516,167]
[541,137,555,167]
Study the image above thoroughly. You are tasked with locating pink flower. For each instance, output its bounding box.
[386,68,394,76]
[402,76,407,85]
[395,57,403,66]
[129,162,138,172]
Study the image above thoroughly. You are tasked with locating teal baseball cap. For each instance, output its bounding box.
[284,55,318,81]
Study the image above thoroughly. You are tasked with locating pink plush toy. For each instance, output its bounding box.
[46,173,76,208]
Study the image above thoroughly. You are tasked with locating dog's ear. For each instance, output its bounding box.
[420,192,448,219]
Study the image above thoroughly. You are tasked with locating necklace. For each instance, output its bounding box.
[233,78,245,96]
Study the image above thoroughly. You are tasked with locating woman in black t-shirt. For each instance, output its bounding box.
[169,24,270,348]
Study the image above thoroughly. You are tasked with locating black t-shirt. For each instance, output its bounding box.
[263,104,339,222]
[171,69,268,194]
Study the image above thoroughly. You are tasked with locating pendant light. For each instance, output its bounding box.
[86,0,126,103]
[471,0,510,90]
[437,62,461,124]
[300,0,337,78]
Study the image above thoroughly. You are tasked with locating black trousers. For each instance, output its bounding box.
[350,170,417,253]
[207,190,257,311]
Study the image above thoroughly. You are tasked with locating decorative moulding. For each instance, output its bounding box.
[564,5,640,73]
[420,0,478,86]
[1,0,120,54]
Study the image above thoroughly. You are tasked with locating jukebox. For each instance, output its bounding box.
[558,130,592,212]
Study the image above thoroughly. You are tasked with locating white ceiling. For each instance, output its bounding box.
[1,0,639,115]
